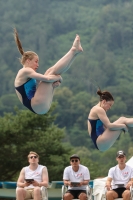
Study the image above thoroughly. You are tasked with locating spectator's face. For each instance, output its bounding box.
[116,155,126,164]
[28,154,39,164]
[70,158,80,166]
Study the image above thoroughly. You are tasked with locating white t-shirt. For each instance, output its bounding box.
[24,164,46,189]
[108,164,133,189]
[63,164,90,190]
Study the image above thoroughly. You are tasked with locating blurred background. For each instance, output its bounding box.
[0,0,133,183]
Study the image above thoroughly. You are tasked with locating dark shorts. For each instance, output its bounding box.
[66,190,86,199]
[113,188,126,198]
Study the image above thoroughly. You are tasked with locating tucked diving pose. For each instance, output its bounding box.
[14,29,83,114]
[88,89,133,151]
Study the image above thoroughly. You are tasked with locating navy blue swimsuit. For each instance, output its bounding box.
[15,78,36,114]
[88,119,104,149]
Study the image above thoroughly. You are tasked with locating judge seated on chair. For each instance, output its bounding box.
[106,150,133,200]
[63,154,90,200]
[16,151,48,200]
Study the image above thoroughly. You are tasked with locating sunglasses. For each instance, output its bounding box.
[71,159,78,162]
[30,156,37,159]
[118,156,124,159]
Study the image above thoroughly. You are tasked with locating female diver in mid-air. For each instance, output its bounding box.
[14,29,83,114]
[88,89,133,151]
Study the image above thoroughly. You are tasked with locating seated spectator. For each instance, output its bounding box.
[106,150,133,200]
[16,151,49,200]
[63,154,90,200]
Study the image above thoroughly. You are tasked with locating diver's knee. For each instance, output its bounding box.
[44,67,54,75]
[119,116,126,122]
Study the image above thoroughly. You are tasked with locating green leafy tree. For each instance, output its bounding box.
[0,94,24,115]
[1,0,133,171]
[0,106,71,181]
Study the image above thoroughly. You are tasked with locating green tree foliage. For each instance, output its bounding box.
[1,0,133,179]
[0,107,71,181]
[54,88,91,128]
[0,94,24,114]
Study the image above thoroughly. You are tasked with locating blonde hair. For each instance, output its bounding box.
[27,151,39,160]
[14,28,38,65]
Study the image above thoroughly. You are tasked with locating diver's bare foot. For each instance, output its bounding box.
[72,34,83,54]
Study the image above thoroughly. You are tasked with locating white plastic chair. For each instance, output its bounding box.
[61,185,93,200]
[103,186,133,200]
[16,186,48,200]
